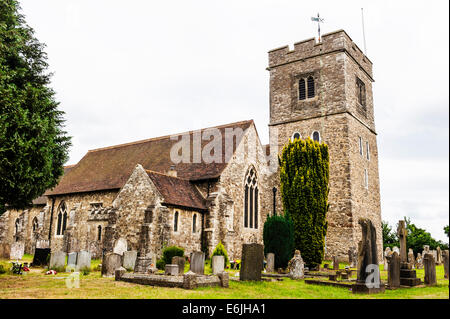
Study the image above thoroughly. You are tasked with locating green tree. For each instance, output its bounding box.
[402,217,448,254]
[0,0,71,211]
[382,220,398,250]
[444,225,449,238]
[279,137,329,268]
[263,214,294,269]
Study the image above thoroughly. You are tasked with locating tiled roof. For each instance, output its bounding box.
[45,120,253,196]
[146,170,206,211]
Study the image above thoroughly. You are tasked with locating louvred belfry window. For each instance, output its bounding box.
[307,76,315,98]
[298,76,315,100]
[244,167,258,229]
[299,78,306,100]
[356,77,366,108]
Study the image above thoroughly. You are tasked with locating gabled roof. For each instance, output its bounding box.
[45,120,254,196]
[146,170,206,211]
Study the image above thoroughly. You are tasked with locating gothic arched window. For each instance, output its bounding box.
[174,211,179,232]
[244,167,258,229]
[56,202,67,236]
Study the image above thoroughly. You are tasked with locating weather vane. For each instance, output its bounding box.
[311,13,324,42]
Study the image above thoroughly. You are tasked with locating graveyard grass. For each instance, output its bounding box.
[0,257,448,299]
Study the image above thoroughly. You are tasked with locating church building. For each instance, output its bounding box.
[0,30,383,263]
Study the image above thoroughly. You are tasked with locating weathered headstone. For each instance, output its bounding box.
[383,247,392,271]
[115,267,126,281]
[9,242,25,260]
[436,247,442,265]
[287,250,304,279]
[67,252,78,267]
[332,255,339,270]
[397,220,408,267]
[423,253,437,286]
[432,250,438,264]
[76,250,91,270]
[422,245,430,258]
[348,246,357,268]
[266,253,275,273]
[442,250,449,279]
[212,255,225,275]
[387,251,400,289]
[101,252,122,277]
[415,253,423,269]
[123,250,137,271]
[408,248,415,268]
[165,264,179,276]
[172,256,186,275]
[190,251,205,275]
[240,243,264,281]
[113,238,127,255]
[393,246,400,255]
[49,251,66,269]
[352,218,385,294]
[0,243,11,259]
[134,253,154,274]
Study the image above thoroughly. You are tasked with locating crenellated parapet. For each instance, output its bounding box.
[268,30,373,80]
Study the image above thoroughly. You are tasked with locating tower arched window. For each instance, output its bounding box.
[174,211,179,232]
[192,214,197,233]
[56,202,67,236]
[292,132,301,141]
[244,167,258,229]
[97,225,102,241]
[307,76,315,98]
[312,131,321,142]
[298,76,315,100]
[298,78,306,100]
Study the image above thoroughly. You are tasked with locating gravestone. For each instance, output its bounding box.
[423,253,437,286]
[431,250,438,264]
[49,251,66,269]
[352,218,385,294]
[76,250,91,270]
[189,251,205,275]
[348,247,357,268]
[172,256,185,275]
[422,245,430,258]
[387,252,400,289]
[67,252,78,267]
[266,253,275,273]
[165,264,179,276]
[212,255,225,275]
[101,252,123,277]
[134,253,154,274]
[115,267,126,281]
[436,247,442,265]
[442,250,449,279]
[407,248,415,268]
[397,220,408,267]
[332,255,339,270]
[287,250,304,279]
[393,246,400,255]
[383,247,392,271]
[10,242,25,260]
[32,248,51,266]
[415,253,423,269]
[0,243,11,259]
[123,250,137,271]
[113,238,127,255]
[240,243,264,281]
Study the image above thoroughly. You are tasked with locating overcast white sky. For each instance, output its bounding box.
[19,0,449,241]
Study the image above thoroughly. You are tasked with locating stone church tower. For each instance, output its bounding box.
[267,30,383,261]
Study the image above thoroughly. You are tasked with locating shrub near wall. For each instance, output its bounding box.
[157,246,184,269]
[211,242,229,267]
[279,138,329,268]
[263,214,294,269]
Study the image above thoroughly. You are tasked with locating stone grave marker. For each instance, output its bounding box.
[49,251,66,269]
[387,251,400,289]
[383,247,392,271]
[266,253,275,273]
[76,250,91,270]
[113,238,127,255]
[422,245,430,257]
[10,242,25,260]
[67,252,78,267]
[172,256,185,275]
[101,252,122,277]
[332,255,339,270]
[212,255,225,275]
[240,243,264,281]
[442,250,449,279]
[190,251,205,275]
[415,253,423,269]
[436,247,443,265]
[397,220,408,267]
[287,250,304,279]
[123,250,137,271]
[165,264,179,276]
[393,246,400,255]
[0,243,11,259]
[407,248,415,268]
[423,253,437,286]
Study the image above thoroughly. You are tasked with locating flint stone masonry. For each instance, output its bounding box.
[102,253,122,277]
[212,255,225,275]
[123,250,137,271]
[76,250,91,270]
[172,256,185,275]
[190,251,205,275]
[266,253,275,272]
[240,243,264,281]
[10,242,25,260]
[49,251,66,269]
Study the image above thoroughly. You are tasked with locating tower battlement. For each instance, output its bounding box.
[268,30,373,80]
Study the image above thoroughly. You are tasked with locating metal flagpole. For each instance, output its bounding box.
[361,8,367,55]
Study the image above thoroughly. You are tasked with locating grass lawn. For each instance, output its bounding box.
[0,258,448,299]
